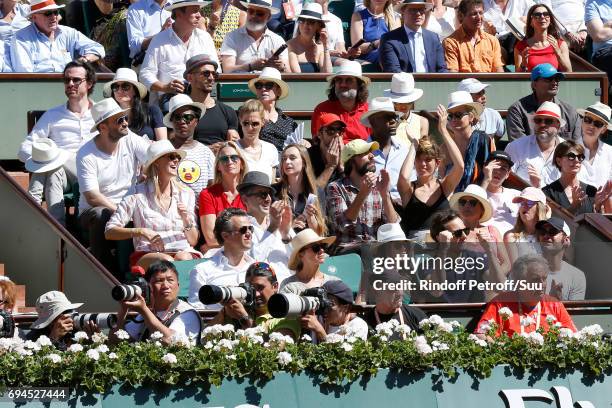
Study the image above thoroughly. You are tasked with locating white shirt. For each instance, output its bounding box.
[18,103,94,163]
[484,187,520,235]
[504,135,563,187]
[483,0,534,37]
[578,138,612,188]
[545,260,586,301]
[140,27,218,103]
[237,139,279,183]
[404,26,426,73]
[76,131,150,214]
[425,7,456,40]
[323,12,345,50]
[126,0,173,58]
[188,250,254,310]
[219,26,288,71]
[327,316,369,341]
[475,107,506,138]
[369,136,409,202]
[178,141,215,199]
[248,215,292,284]
[124,301,201,344]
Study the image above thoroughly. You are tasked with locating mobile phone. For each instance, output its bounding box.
[315,31,321,45]
[306,193,317,207]
[350,39,365,50]
[271,43,288,59]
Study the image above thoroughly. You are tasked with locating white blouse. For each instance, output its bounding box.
[579,138,612,189]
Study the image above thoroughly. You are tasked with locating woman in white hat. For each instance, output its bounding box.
[105,68,167,141]
[384,73,428,147]
[350,0,399,65]
[577,102,612,189]
[287,3,332,73]
[105,140,202,269]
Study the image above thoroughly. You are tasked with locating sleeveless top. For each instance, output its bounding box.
[401,179,450,233]
[299,62,320,73]
[201,3,242,50]
[359,8,389,64]
[515,38,563,71]
[395,112,422,147]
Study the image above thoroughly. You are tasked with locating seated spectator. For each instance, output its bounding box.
[248,68,297,153]
[0,276,17,313]
[219,0,289,73]
[442,0,504,72]
[313,0,352,64]
[105,68,166,141]
[311,61,370,144]
[10,0,104,72]
[595,181,612,213]
[287,3,332,73]
[165,94,214,199]
[300,280,369,343]
[577,102,612,189]
[481,151,520,235]
[275,144,327,235]
[280,228,337,294]
[537,0,588,53]
[326,140,400,251]
[441,91,493,191]
[379,0,447,73]
[200,0,246,50]
[184,54,239,152]
[139,0,218,107]
[542,141,597,215]
[535,217,586,300]
[236,99,279,182]
[126,0,172,63]
[425,0,457,40]
[457,78,505,141]
[18,61,95,226]
[189,208,255,309]
[506,63,579,141]
[585,0,612,84]
[105,140,202,269]
[308,113,345,190]
[112,261,202,345]
[504,186,550,264]
[505,101,565,187]
[474,254,576,338]
[350,0,399,66]
[482,0,531,64]
[384,73,429,147]
[198,142,248,251]
[0,0,30,71]
[515,4,571,72]
[77,98,150,273]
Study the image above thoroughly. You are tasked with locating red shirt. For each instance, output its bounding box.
[475,293,577,338]
[198,183,246,217]
[515,39,563,71]
[311,100,369,144]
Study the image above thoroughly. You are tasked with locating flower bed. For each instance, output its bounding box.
[0,316,610,393]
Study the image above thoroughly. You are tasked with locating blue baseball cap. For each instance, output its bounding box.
[531,63,565,81]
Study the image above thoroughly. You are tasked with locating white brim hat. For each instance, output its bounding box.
[90,98,130,133]
[247,67,290,100]
[449,184,493,223]
[360,96,401,127]
[377,223,407,242]
[239,0,279,14]
[103,68,148,100]
[447,91,484,118]
[326,60,371,85]
[383,88,423,104]
[577,101,612,131]
[165,0,211,12]
[457,78,490,94]
[288,229,336,270]
[297,3,328,22]
[163,94,206,129]
[27,0,65,18]
[30,291,83,330]
[142,140,187,173]
[25,138,70,174]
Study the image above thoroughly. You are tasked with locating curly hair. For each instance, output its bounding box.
[327,78,369,104]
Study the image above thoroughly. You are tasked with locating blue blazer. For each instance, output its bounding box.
[379,27,448,73]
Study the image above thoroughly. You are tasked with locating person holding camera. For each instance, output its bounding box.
[111,261,202,345]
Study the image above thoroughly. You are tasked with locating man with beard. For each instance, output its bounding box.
[308,113,345,189]
[76,98,150,273]
[505,101,565,188]
[481,151,520,235]
[219,0,289,73]
[457,78,505,141]
[506,63,580,141]
[311,61,370,144]
[183,55,240,151]
[361,97,408,204]
[326,139,399,252]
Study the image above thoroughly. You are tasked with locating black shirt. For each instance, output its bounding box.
[194,101,239,146]
[542,180,597,215]
[362,304,427,336]
[259,107,297,152]
[132,104,164,141]
[307,144,342,183]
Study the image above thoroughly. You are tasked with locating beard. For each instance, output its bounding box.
[246,21,267,32]
[535,128,556,143]
[338,89,357,99]
[357,162,376,176]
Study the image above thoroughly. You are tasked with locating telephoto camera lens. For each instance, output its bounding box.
[267,293,322,318]
[111,284,143,301]
[198,285,249,305]
[72,313,118,330]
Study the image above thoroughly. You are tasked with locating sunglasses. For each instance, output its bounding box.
[63,77,86,85]
[564,152,585,162]
[254,82,276,91]
[298,18,318,25]
[537,226,561,236]
[196,70,219,79]
[520,199,538,208]
[171,113,198,123]
[218,154,240,164]
[111,83,133,92]
[247,191,271,200]
[448,111,470,121]
[164,153,182,161]
[583,115,606,129]
[323,126,346,135]
[241,120,261,128]
[450,227,471,239]
[232,225,255,235]
[247,8,267,18]
[43,10,60,16]
[307,243,329,253]
[458,198,479,207]
[531,11,551,19]
[534,117,556,125]
[115,115,129,125]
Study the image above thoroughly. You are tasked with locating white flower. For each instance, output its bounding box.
[108,352,118,360]
[114,330,130,341]
[478,322,491,333]
[36,335,52,348]
[15,347,32,357]
[46,353,62,364]
[554,322,562,328]
[591,341,601,349]
[450,321,461,329]
[204,341,214,350]
[213,338,235,352]
[520,316,535,327]
[300,334,312,342]
[546,314,557,323]
[325,333,344,344]
[221,324,235,333]
[150,331,164,341]
[431,341,449,352]
[277,351,292,366]
[559,328,574,339]
[520,332,544,345]
[171,333,194,348]
[86,349,100,361]
[96,344,109,354]
[340,343,353,352]
[579,324,604,337]
[24,340,41,351]
[74,331,89,342]
[91,332,108,344]
[468,334,488,347]
[375,322,394,337]
[429,315,444,326]
[498,307,513,320]
[269,332,294,344]
[226,354,237,360]
[396,324,411,337]
[438,322,454,333]
[162,353,177,364]
[68,344,83,353]
[414,336,432,355]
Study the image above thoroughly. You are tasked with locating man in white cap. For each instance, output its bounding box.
[326,139,399,252]
[139,0,219,106]
[220,0,289,73]
[457,78,505,141]
[18,61,96,225]
[76,98,150,273]
[126,0,172,62]
[505,101,565,188]
[10,0,104,72]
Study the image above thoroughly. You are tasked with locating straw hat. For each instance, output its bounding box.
[239,0,279,14]
[384,73,423,104]
[90,98,130,133]
[165,0,210,12]
[447,91,484,118]
[395,0,433,12]
[30,291,83,330]
[297,3,328,22]
[534,101,566,127]
[142,140,186,173]
[27,0,64,17]
[103,68,148,100]
[449,184,493,223]
[577,101,612,131]
[360,97,401,127]
[25,138,69,174]
[162,94,206,128]
[512,186,547,204]
[288,229,336,270]
[326,60,370,85]
[247,67,290,100]
[377,223,407,242]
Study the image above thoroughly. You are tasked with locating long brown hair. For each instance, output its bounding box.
[525,3,561,39]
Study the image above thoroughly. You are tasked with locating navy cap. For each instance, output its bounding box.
[486,150,514,167]
[531,63,565,81]
[323,280,354,304]
[535,217,571,237]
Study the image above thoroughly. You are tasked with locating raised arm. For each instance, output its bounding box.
[437,105,464,193]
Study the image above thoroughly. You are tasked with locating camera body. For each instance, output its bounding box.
[71,312,117,331]
[267,287,332,318]
[111,277,151,304]
[0,310,15,338]
[198,283,256,310]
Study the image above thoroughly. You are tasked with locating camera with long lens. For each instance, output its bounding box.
[198,283,256,309]
[0,310,15,338]
[71,313,117,330]
[267,287,332,318]
[111,266,150,303]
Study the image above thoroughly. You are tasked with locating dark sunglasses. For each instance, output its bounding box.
[458,198,479,207]
[171,113,198,123]
[164,153,182,161]
[537,226,561,236]
[307,243,329,253]
[111,82,133,92]
[450,227,471,239]
[63,77,86,85]
[115,115,129,125]
[241,120,261,128]
[218,154,240,164]
[298,18,317,24]
[531,11,551,18]
[196,70,219,79]
[232,225,254,235]
[583,115,606,129]
[43,10,60,16]
[406,7,426,14]
[448,111,470,121]
[323,126,346,135]
[534,117,556,125]
[520,199,538,208]
[247,191,271,200]
[564,152,585,162]
[247,8,267,17]
[254,82,276,91]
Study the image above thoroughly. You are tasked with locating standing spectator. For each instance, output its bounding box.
[248,68,297,153]
[505,101,565,187]
[287,3,332,73]
[457,78,505,141]
[126,0,172,62]
[307,113,345,189]
[77,98,150,273]
[480,151,520,235]
[184,54,240,153]
[577,102,612,189]
[18,61,95,226]
[585,0,612,85]
[542,141,597,215]
[384,73,428,147]
[105,68,167,141]
[200,0,246,50]
[506,63,579,141]
[219,0,289,73]
[350,0,400,66]
[514,4,572,72]
[165,94,215,199]
[379,0,448,73]
[10,0,104,72]
[139,0,219,107]
[312,61,370,144]
[442,0,504,72]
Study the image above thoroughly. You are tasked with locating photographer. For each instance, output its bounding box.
[111,261,202,345]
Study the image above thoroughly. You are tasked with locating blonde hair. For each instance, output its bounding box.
[146,161,187,208]
[364,0,398,31]
[213,141,248,185]
[509,202,550,238]
[238,99,266,122]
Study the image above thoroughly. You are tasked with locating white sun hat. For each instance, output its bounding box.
[162,94,206,128]
[30,291,83,330]
[360,97,401,127]
[326,60,371,85]
[383,73,423,104]
[456,78,490,94]
[103,68,148,100]
[142,140,186,173]
[247,67,290,100]
[25,138,69,174]
[239,0,279,14]
[449,184,493,223]
[90,98,130,133]
[447,91,484,118]
[27,0,64,17]
[165,0,210,12]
